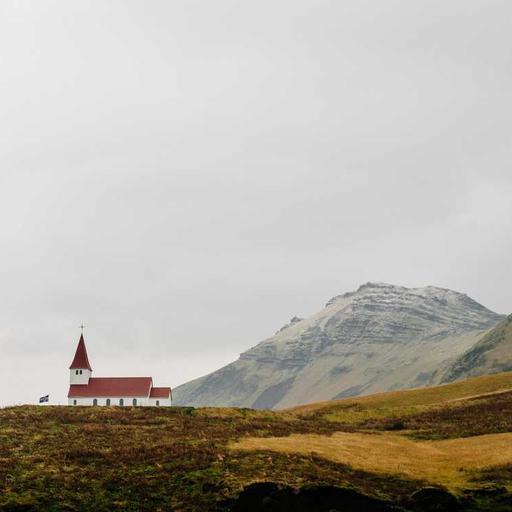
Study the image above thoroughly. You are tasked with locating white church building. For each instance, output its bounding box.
[68,334,172,406]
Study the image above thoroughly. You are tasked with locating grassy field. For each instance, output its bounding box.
[2,373,512,511]
[287,371,512,423]
[232,431,512,489]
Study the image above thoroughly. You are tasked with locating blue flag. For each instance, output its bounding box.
[39,395,49,403]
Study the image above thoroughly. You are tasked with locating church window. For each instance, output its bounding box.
[132,398,137,406]
[93,399,97,406]
[73,400,77,405]
[156,400,160,406]
[106,399,111,406]
[79,370,82,375]
[75,370,78,375]
[119,398,124,406]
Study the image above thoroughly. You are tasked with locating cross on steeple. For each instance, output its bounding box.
[80,323,85,333]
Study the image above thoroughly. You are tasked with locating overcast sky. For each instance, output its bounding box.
[1,0,511,406]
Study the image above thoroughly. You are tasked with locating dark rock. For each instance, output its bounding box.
[408,487,460,511]
[217,482,401,511]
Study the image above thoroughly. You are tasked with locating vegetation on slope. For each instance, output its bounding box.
[442,314,512,382]
[361,390,512,439]
[288,371,512,424]
[2,372,512,511]
[0,406,416,511]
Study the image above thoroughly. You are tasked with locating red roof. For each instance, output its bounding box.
[149,387,172,399]
[68,377,153,397]
[69,334,92,371]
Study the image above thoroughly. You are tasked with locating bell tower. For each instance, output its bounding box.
[69,332,92,385]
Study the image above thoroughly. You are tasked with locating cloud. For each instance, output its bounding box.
[0,0,511,404]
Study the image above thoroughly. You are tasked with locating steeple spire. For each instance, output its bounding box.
[69,333,92,371]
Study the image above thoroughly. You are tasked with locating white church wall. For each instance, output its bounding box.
[69,369,91,385]
[68,396,171,407]
[148,397,172,407]
[68,396,149,406]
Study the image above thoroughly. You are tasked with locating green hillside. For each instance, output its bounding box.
[2,373,512,511]
[442,314,512,382]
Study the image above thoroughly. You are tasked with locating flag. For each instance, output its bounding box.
[39,395,49,403]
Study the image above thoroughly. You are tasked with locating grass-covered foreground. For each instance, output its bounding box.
[2,373,512,511]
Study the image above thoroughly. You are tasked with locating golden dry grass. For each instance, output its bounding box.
[231,431,512,489]
[287,372,512,424]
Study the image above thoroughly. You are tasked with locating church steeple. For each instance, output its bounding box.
[69,333,92,386]
[69,334,92,371]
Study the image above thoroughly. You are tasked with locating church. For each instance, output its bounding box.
[67,333,172,406]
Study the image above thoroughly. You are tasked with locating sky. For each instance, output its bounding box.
[1,0,511,406]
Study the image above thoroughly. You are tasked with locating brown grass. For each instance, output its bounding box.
[363,390,512,440]
[288,371,512,424]
[231,431,512,490]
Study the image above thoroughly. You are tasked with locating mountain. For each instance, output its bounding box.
[441,314,512,382]
[173,282,504,409]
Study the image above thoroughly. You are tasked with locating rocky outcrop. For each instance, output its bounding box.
[173,283,504,409]
[276,316,304,334]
